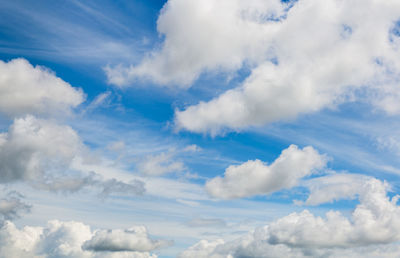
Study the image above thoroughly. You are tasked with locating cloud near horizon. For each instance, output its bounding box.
[181,178,400,257]
[0,219,168,258]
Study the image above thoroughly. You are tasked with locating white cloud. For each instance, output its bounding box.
[138,151,185,177]
[105,0,286,87]
[0,58,84,117]
[296,173,372,206]
[0,220,164,258]
[181,178,400,257]
[268,178,400,248]
[206,145,327,199]
[0,115,82,184]
[106,0,400,134]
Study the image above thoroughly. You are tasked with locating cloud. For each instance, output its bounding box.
[0,191,31,221]
[206,145,327,199]
[181,178,400,257]
[0,58,84,118]
[82,226,172,252]
[296,173,372,206]
[138,151,185,177]
[0,115,145,196]
[0,115,82,184]
[107,0,400,134]
[0,220,166,258]
[105,0,287,87]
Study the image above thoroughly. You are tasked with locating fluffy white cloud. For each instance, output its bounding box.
[106,0,400,134]
[206,145,327,199]
[105,0,286,87]
[0,58,84,117]
[268,178,400,248]
[0,220,166,258]
[182,178,400,257]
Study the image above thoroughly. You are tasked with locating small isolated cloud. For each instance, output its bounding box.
[0,58,84,118]
[138,151,185,177]
[0,191,31,221]
[0,220,168,258]
[206,145,327,199]
[180,178,400,257]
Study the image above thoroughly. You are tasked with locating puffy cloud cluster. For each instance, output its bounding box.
[0,58,84,118]
[181,178,400,257]
[0,220,168,258]
[0,115,81,184]
[206,145,327,199]
[106,0,400,134]
[0,114,144,196]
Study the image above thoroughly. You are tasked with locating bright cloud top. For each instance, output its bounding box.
[106,0,400,134]
[206,145,327,199]
[0,58,84,117]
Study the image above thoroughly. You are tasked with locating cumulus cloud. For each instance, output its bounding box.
[0,58,84,117]
[206,145,327,199]
[181,178,400,257]
[105,0,400,134]
[0,220,167,258]
[0,115,145,196]
[0,115,82,184]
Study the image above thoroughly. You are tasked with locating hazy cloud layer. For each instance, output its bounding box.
[206,145,327,199]
[0,191,31,221]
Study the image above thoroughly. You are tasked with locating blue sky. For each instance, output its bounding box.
[1,0,400,257]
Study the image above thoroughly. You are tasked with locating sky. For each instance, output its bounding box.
[1,0,400,257]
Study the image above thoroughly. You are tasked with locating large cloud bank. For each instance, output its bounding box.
[181,178,400,257]
[0,220,170,258]
[107,0,400,134]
